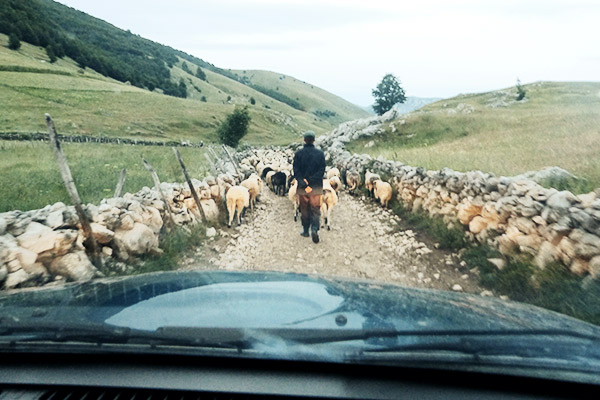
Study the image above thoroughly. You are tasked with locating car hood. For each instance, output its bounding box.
[1,270,598,334]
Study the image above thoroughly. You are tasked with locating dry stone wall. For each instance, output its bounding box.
[315,109,600,279]
[0,170,236,290]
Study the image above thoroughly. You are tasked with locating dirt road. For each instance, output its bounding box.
[182,187,488,295]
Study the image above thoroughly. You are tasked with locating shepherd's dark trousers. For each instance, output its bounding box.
[299,194,321,231]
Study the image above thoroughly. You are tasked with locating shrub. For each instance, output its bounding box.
[201,96,207,102]
[217,106,251,148]
[8,33,21,50]
[250,97,256,105]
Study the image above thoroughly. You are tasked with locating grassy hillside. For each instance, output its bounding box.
[232,70,370,123]
[0,33,362,144]
[347,82,600,187]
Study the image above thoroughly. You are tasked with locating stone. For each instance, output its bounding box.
[513,217,537,235]
[547,191,577,211]
[21,262,47,279]
[49,251,97,282]
[589,255,600,278]
[557,236,576,265]
[119,214,135,231]
[487,258,506,270]
[452,284,463,292]
[0,216,6,235]
[16,247,38,269]
[569,258,589,276]
[16,222,55,254]
[4,269,30,288]
[480,290,494,297]
[534,241,558,269]
[102,246,113,257]
[206,227,217,238]
[90,223,115,244]
[46,210,64,229]
[569,229,600,259]
[469,216,488,234]
[200,199,220,223]
[114,223,159,255]
[457,203,482,225]
[36,230,78,263]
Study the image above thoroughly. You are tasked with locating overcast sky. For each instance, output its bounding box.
[56,0,600,106]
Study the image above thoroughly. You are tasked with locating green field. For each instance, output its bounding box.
[347,82,600,187]
[0,141,208,212]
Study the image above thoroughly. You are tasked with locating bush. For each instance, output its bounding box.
[195,67,206,81]
[201,96,207,102]
[8,33,21,50]
[45,45,57,63]
[217,106,251,148]
[250,97,256,105]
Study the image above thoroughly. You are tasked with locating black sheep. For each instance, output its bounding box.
[271,172,287,196]
[261,167,274,179]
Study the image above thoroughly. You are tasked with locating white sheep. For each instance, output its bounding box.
[373,179,393,208]
[326,167,340,179]
[226,185,250,227]
[241,174,262,211]
[288,178,300,221]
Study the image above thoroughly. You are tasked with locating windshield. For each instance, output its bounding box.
[1,0,599,386]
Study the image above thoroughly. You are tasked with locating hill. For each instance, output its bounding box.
[0,0,368,143]
[347,81,600,188]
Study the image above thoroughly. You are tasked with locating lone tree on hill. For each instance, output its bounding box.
[372,74,406,115]
[516,78,526,101]
[218,106,251,148]
[8,33,21,50]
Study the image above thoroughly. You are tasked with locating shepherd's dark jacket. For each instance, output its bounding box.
[293,143,326,195]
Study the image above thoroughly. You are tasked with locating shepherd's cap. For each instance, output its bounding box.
[303,131,315,139]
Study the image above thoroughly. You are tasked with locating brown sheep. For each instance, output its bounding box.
[345,170,361,195]
[365,169,381,198]
[373,179,393,208]
[329,175,342,193]
[320,187,338,231]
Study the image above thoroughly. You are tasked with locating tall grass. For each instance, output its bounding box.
[135,223,208,275]
[463,246,600,325]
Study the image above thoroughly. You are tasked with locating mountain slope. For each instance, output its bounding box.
[0,0,367,139]
[347,82,600,186]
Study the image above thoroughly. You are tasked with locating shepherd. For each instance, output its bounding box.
[293,131,326,243]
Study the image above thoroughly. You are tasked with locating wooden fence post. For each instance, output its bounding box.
[45,114,103,270]
[114,168,127,198]
[204,153,217,175]
[141,157,175,228]
[172,147,207,223]
[221,144,241,177]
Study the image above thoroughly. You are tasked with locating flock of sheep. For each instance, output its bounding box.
[221,161,393,233]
